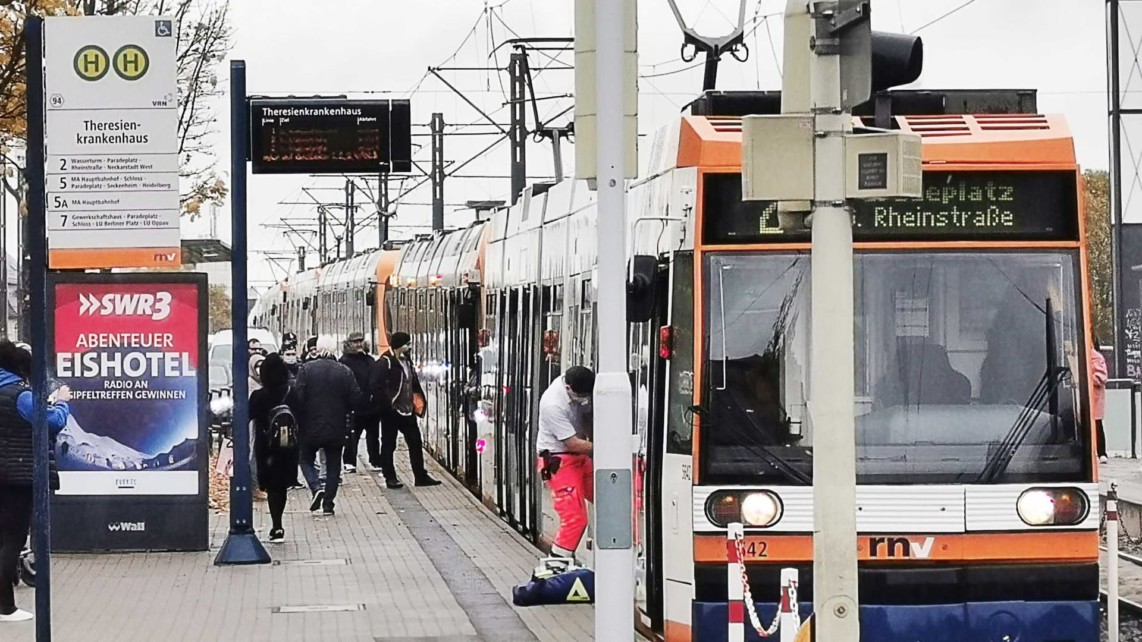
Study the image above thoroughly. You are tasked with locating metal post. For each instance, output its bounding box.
[214,60,270,566]
[509,52,527,205]
[431,112,445,231]
[808,1,859,639]
[593,0,634,639]
[1109,481,1120,642]
[345,178,355,258]
[1,157,9,340]
[1110,0,1127,377]
[378,173,389,245]
[25,16,52,639]
[727,523,745,640]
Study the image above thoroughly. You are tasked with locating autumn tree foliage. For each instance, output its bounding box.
[0,0,230,217]
[1084,169,1112,341]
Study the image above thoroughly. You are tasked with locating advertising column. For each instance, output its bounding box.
[49,273,208,551]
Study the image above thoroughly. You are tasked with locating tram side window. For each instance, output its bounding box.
[703,253,810,478]
[665,253,695,455]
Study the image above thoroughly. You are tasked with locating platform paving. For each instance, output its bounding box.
[3,445,606,642]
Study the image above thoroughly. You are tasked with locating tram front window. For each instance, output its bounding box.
[701,251,1088,485]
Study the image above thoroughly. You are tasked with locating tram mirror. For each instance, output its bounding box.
[627,255,658,323]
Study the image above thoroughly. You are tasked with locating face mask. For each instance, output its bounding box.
[283,355,297,364]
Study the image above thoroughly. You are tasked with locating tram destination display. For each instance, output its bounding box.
[705,170,1080,243]
[249,98,412,174]
[48,272,209,552]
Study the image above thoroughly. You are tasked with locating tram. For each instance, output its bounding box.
[256,89,1099,642]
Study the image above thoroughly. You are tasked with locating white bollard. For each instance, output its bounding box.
[1109,481,1120,642]
[728,522,745,641]
[779,568,801,642]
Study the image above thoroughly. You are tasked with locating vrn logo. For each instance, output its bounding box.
[107,521,145,532]
[868,536,936,559]
[79,292,172,321]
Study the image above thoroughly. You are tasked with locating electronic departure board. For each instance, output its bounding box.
[703,170,1080,243]
[249,98,412,175]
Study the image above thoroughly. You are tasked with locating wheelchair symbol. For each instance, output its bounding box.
[154,20,172,37]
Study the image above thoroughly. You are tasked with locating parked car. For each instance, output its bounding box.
[208,362,233,449]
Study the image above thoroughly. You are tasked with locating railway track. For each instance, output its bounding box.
[1100,545,1142,640]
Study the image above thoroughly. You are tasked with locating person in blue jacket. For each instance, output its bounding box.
[0,341,69,623]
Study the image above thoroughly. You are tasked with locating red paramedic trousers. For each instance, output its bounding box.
[541,453,593,556]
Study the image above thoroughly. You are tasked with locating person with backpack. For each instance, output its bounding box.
[250,353,300,542]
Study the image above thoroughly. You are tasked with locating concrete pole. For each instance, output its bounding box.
[808,2,860,639]
[593,0,635,638]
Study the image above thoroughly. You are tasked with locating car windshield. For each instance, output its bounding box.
[702,251,1089,485]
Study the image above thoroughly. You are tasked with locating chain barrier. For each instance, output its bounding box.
[732,528,781,638]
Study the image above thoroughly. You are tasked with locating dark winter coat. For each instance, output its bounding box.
[368,350,424,419]
[339,351,376,417]
[293,356,360,446]
[250,382,300,492]
[0,368,69,488]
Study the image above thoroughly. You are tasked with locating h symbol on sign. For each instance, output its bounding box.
[120,51,143,74]
[80,51,102,74]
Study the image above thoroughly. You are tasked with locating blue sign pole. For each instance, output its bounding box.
[25,15,52,640]
[214,59,269,565]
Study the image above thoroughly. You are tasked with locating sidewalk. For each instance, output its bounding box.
[5,447,600,641]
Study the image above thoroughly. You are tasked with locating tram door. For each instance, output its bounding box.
[635,258,673,633]
[458,286,479,490]
[500,287,525,531]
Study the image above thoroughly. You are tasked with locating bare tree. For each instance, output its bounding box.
[85,0,232,217]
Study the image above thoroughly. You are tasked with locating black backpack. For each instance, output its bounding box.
[267,387,297,451]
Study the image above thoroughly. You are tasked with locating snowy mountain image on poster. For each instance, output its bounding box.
[56,411,198,472]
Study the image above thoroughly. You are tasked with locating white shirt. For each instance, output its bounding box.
[536,376,588,453]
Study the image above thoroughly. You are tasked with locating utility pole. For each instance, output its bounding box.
[1109,0,1127,377]
[318,206,328,263]
[0,157,8,340]
[378,173,389,245]
[344,178,355,257]
[509,51,527,205]
[431,112,445,231]
[576,0,638,639]
[742,3,922,639]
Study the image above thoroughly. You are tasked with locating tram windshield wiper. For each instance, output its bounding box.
[976,297,1068,484]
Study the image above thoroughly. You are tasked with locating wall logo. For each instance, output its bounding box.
[153,252,178,263]
[107,521,145,532]
[113,44,149,81]
[73,45,110,81]
[867,536,936,559]
[78,292,172,321]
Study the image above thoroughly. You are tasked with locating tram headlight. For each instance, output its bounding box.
[740,492,783,528]
[1016,487,1089,526]
[705,490,783,528]
[209,396,233,416]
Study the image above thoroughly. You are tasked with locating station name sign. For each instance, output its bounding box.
[249,98,412,175]
[704,170,1080,243]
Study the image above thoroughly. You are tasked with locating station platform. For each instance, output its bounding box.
[5,449,603,642]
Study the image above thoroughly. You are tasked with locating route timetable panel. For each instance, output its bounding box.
[704,170,1080,243]
[249,98,412,175]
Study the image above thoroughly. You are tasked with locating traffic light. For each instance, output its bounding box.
[871,32,923,92]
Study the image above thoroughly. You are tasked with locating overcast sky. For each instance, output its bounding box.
[179,0,1109,286]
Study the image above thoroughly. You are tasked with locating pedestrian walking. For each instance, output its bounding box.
[251,353,301,542]
[0,341,70,622]
[1092,337,1109,464]
[339,332,380,473]
[536,366,595,559]
[293,336,360,515]
[370,332,441,489]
